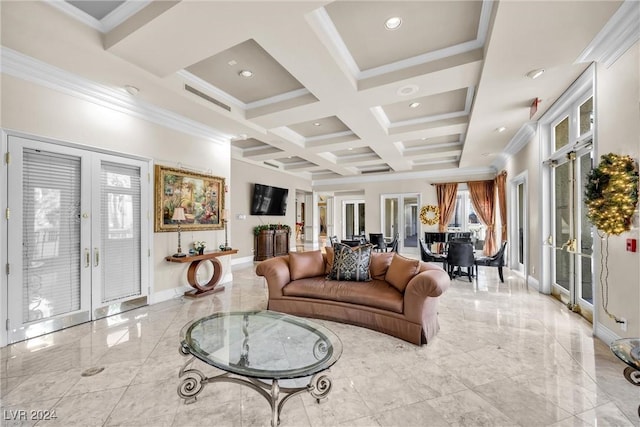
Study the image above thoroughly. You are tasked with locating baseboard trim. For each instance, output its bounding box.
[232,255,254,266]
[594,321,621,345]
[151,285,192,305]
[527,275,540,291]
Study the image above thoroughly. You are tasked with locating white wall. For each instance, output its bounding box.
[594,42,640,338]
[1,74,232,302]
[230,158,311,260]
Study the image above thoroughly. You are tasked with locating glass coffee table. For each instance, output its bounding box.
[178,311,343,426]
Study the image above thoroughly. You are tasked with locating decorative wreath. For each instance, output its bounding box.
[420,205,440,226]
[585,153,638,235]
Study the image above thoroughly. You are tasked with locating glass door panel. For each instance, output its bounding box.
[384,197,399,240]
[517,183,525,269]
[343,201,364,239]
[578,152,593,305]
[403,197,418,252]
[554,162,571,292]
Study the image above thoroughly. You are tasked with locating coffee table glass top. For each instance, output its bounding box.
[180,311,343,379]
[610,338,640,370]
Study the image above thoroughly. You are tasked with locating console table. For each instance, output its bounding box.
[166,249,238,298]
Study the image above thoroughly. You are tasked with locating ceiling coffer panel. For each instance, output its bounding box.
[185,39,304,104]
[231,138,270,150]
[383,88,468,123]
[287,116,350,139]
[325,1,483,71]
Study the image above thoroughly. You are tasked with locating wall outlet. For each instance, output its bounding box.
[620,317,627,332]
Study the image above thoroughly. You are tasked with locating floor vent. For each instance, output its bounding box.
[184,85,231,112]
[263,162,280,169]
[361,167,391,174]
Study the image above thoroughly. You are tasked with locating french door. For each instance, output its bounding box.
[546,94,595,321]
[343,200,365,238]
[549,147,593,319]
[6,135,149,343]
[381,194,420,255]
[511,177,527,275]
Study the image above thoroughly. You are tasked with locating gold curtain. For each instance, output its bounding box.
[435,183,458,232]
[495,171,507,242]
[468,180,496,255]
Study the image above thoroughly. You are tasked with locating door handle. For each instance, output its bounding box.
[561,239,577,252]
[94,248,99,267]
[85,248,90,268]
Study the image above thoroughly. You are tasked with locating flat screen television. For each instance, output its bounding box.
[250,183,288,216]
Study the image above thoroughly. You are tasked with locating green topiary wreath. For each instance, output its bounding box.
[584,153,638,235]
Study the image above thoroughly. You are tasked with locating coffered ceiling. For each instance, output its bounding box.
[2,1,625,185]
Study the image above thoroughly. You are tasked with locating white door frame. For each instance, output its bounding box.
[509,171,528,281]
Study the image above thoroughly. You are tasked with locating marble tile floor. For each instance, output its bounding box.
[1,262,638,427]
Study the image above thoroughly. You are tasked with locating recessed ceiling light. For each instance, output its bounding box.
[409,102,421,108]
[124,85,139,96]
[496,126,507,133]
[227,60,237,66]
[313,122,321,126]
[385,16,402,30]
[526,68,545,79]
[238,69,254,78]
[421,137,427,140]
[348,147,353,151]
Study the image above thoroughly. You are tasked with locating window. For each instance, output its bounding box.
[447,190,486,247]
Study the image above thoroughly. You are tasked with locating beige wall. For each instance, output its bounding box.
[1,74,231,297]
[316,179,439,241]
[505,42,640,338]
[506,133,541,282]
[230,158,311,259]
[595,42,640,337]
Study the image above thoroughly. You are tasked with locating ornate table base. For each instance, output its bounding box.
[177,351,332,426]
[165,249,238,298]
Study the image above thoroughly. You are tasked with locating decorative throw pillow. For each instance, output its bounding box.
[289,250,325,280]
[327,243,373,282]
[385,253,420,292]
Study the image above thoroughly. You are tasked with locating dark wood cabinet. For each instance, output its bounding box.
[254,229,289,261]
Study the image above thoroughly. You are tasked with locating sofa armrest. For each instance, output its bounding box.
[403,268,450,322]
[255,256,291,299]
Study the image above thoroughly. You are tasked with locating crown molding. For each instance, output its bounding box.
[576,0,640,68]
[312,165,495,187]
[47,1,151,33]
[491,122,536,170]
[1,47,231,145]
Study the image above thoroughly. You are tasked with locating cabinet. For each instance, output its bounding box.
[254,229,290,261]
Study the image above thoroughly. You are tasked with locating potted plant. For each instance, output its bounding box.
[193,240,206,255]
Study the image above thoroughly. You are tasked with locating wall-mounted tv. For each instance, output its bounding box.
[250,183,288,216]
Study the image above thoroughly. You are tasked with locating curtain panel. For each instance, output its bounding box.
[435,183,458,232]
[467,180,497,255]
[495,171,507,242]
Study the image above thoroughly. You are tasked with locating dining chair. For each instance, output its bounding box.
[446,241,476,282]
[419,238,445,264]
[475,241,508,282]
[387,232,399,252]
[369,233,387,252]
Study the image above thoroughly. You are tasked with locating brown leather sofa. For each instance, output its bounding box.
[255,249,450,345]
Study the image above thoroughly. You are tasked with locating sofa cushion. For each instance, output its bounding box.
[385,253,420,292]
[324,246,334,275]
[283,277,403,313]
[289,250,325,280]
[327,243,373,282]
[370,252,394,280]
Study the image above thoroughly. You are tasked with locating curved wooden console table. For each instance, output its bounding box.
[165,249,238,298]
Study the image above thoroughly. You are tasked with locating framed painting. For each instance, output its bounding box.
[154,165,225,232]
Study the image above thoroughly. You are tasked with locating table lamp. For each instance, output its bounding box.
[172,207,187,257]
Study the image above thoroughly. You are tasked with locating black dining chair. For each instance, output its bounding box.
[475,241,508,282]
[387,232,399,252]
[369,233,387,252]
[419,238,445,264]
[446,241,476,282]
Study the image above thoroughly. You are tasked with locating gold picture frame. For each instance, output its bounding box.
[154,165,225,232]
